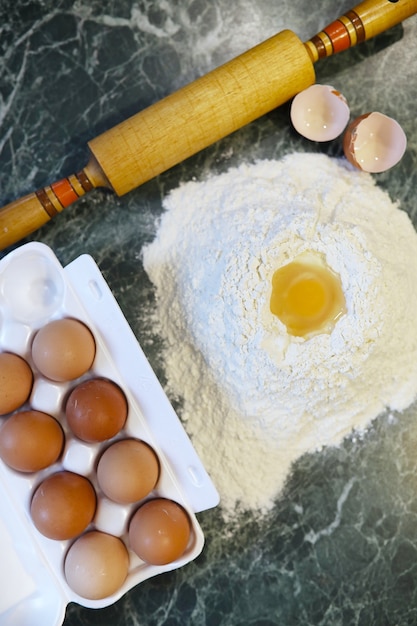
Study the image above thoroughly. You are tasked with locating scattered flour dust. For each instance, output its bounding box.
[142,153,417,519]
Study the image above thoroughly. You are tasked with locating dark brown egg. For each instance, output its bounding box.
[30,471,96,540]
[65,378,128,443]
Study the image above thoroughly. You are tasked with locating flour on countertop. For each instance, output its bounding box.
[142,153,417,519]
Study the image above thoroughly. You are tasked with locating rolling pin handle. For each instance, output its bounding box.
[305,0,417,61]
[0,156,110,250]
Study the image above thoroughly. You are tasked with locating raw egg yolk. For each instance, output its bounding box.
[270,253,346,338]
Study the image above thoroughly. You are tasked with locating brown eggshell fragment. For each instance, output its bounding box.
[343,112,407,173]
[0,410,64,472]
[30,471,96,540]
[0,352,33,415]
[65,377,128,443]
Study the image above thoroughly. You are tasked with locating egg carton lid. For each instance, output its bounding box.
[0,243,219,626]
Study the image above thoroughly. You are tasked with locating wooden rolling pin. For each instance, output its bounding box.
[1,0,416,249]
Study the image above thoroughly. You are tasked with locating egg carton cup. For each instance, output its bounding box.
[0,242,219,626]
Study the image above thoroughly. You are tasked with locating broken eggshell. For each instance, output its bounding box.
[290,84,350,142]
[343,112,407,173]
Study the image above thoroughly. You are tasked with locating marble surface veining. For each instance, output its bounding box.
[1,1,417,625]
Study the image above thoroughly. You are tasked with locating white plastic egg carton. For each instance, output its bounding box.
[0,242,219,626]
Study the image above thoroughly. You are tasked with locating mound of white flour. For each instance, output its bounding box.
[142,153,417,518]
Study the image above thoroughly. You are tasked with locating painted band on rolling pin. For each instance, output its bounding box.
[36,172,94,216]
[305,0,417,61]
[305,10,367,60]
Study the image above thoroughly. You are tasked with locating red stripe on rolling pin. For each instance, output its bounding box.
[323,20,351,54]
[51,178,79,208]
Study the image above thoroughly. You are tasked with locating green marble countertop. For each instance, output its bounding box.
[1,1,417,624]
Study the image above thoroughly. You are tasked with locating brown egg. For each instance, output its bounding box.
[65,378,128,443]
[31,317,96,382]
[97,439,160,504]
[64,531,129,600]
[30,471,96,540]
[0,352,33,415]
[129,498,191,565]
[0,410,64,472]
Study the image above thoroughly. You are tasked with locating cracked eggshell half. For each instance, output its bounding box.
[343,112,407,173]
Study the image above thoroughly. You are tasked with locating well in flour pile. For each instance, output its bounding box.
[142,153,417,518]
